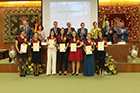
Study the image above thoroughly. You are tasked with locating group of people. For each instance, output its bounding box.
[15,20,129,77]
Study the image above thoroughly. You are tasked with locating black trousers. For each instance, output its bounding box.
[97,51,106,69]
[58,50,69,71]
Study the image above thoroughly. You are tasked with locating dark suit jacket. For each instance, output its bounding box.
[102,26,114,43]
[117,27,129,42]
[64,27,75,38]
[20,26,32,41]
[50,27,61,36]
[77,28,88,41]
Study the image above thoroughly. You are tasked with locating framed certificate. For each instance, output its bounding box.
[60,43,66,52]
[48,39,54,48]
[33,43,39,52]
[98,42,104,51]
[20,44,27,53]
[86,46,92,55]
[71,43,77,52]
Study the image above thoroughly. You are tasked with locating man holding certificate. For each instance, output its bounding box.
[46,30,57,76]
[83,33,95,76]
[31,33,41,76]
[57,28,69,75]
[68,31,84,76]
[95,31,108,77]
[15,29,28,77]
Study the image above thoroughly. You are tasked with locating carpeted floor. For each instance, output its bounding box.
[0,73,140,93]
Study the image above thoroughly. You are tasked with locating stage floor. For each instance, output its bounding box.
[0,73,140,93]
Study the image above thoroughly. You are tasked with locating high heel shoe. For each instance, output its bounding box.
[75,73,79,76]
[23,74,26,77]
[20,74,22,77]
[59,71,62,75]
[23,72,26,77]
[64,71,67,76]
[72,72,75,75]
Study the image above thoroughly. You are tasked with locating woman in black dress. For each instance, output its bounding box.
[15,29,28,77]
[57,28,69,75]
[31,33,41,76]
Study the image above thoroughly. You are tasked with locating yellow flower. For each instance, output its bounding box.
[37,41,40,43]
[108,65,114,71]
[28,66,31,69]
[105,63,109,67]
[109,62,113,65]
[22,66,24,69]
[31,63,34,66]
[77,40,79,43]
[26,62,28,65]
[54,38,56,40]
[39,64,41,67]
[28,57,31,62]
[112,69,116,74]
[24,38,27,42]
[111,59,114,62]
[91,42,93,45]
[30,68,33,71]
[64,37,66,41]
[39,69,43,73]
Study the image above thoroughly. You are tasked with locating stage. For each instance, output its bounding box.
[0,56,140,73]
[0,73,140,93]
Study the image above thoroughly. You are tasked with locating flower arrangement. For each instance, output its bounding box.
[96,53,119,75]
[18,57,44,75]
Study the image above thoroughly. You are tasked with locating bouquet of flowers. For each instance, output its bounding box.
[96,53,119,75]
[18,57,43,75]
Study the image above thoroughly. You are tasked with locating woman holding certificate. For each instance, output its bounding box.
[15,29,28,77]
[46,30,57,76]
[57,28,69,75]
[95,31,108,77]
[68,31,84,76]
[31,33,41,76]
[83,33,95,76]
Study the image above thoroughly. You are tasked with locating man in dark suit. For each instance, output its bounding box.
[65,22,75,38]
[20,20,32,41]
[117,22,129,42]
[102,21,114,43]
[77,22,88,41]
[50,21,61,36]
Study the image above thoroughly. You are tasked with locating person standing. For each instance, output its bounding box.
[20,20,32,41]
[37,25,46,42]
[57,28,69,75]
[95,31,108,77]
[91,21,101,40]
[50,21,61,36]
[46,30,57,76]
[117,22,129,42]
[68,31,84,76]
[77,22,88,41]
[83,33,95,76]
[102,21,114,43]
[31,33,41,76]
[15,29,28,77]
[65,22,75,38]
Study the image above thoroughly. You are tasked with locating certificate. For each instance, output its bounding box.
[20,44,27,53]
[71,43,76,52]
[33,43,39,52]
[98,42,104,51]
[48,39,54,48]
[86,46,92,55]
[60,43,66,52]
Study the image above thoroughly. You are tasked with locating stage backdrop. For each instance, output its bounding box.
[3,7,42,43]
[42,0,98,37]
[99,5,139,42]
